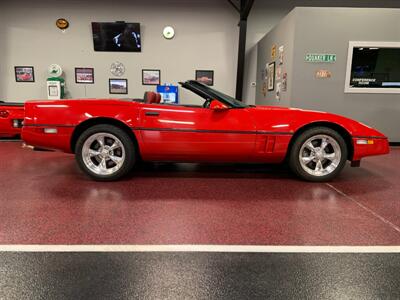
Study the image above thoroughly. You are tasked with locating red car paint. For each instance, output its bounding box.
[0,103,24,138]
[21,98,389,164]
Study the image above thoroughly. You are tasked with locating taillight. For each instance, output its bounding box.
[13,119,24,128]
[0,110,9,118]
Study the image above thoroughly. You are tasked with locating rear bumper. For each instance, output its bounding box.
[0,118,23,137]
[352,136,390,161]
[21,126,74,152]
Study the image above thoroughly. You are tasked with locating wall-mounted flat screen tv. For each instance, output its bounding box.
[92,22,141,52]
[349,47,400,88]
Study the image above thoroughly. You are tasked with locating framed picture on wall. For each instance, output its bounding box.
[142,69,161,85]
[109,78,128,94]
[267,62,275,91]
[75,68,94,84]
[195,70,214,86]
[14,66,35,82]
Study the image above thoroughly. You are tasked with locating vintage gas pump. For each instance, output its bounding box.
[46,64,65,100]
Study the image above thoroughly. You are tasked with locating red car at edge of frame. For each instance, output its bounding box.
[0,101,24,138]
[21,80,389,182]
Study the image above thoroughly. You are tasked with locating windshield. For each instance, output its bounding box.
[181,81,248,108]
[204,85,248,108]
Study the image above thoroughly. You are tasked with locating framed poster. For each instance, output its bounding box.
[142,69,161,85]
[109,79,128,94]
[276,65,282,80]
[75,68,94,84]
[267,62,275,91]
[195,70,214,86]
[344,41,400,94]
[278,45,284,65]
[276,82,282,101]
[282,73,287,91]
[15,66,35,82]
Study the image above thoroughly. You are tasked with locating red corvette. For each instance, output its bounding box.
[22,80,389,181]
[0,101,24,138]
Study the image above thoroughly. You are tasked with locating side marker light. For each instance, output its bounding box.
[356,139,374,145]
[44,128,58,134]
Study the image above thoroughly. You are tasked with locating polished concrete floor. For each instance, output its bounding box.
[1,141,399,299]
[0,142,399,245]
[1,252,399,300]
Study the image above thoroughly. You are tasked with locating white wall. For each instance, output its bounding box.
[0,0,238,104]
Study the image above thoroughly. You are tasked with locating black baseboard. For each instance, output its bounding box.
[390,142,400,146]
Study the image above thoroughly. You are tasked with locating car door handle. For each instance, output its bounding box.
[145,111,160,116]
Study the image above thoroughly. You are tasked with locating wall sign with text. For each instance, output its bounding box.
[305,53,336,63]
[315,70,332,79]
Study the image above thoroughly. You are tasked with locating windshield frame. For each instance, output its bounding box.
[179,80,249,108]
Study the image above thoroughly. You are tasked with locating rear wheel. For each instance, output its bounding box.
[75,124,136,181]
[289,127,347,182]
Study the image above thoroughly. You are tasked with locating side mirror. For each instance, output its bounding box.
[210,99,228,111]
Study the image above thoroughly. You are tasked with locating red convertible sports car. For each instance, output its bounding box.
[22,80,389,181]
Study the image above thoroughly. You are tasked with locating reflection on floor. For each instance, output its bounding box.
[0,142,399,245]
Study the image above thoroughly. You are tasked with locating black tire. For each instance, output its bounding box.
[75,124,136,181]
[289,127,348,182]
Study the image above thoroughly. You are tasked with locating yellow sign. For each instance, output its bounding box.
[271,45,277,60]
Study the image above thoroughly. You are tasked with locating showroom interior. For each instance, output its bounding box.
[0,0,399,298]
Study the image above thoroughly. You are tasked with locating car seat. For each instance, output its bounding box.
[155,93,161,104]
[144,92,157,104]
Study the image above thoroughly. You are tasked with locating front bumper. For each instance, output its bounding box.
[352,136,390,161]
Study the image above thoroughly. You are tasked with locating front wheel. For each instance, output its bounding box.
[75,124,136,181]
[289,127,348,182]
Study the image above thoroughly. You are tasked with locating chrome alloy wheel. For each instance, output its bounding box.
[299,134,341,177]
[81,132,126,176]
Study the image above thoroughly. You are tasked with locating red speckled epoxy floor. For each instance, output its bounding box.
[0,142,399,245]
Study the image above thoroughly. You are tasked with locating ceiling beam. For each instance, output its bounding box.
[227,0,240,13]
[229,0,256,101]
[240,0,255,20]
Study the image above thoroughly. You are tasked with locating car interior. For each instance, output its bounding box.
[132,88,207,109]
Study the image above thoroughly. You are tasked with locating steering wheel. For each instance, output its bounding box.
[203,99,212,108]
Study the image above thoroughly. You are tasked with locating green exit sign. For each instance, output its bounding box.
[305,53,337,63]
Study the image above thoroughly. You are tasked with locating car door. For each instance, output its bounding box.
[138,103,257,162]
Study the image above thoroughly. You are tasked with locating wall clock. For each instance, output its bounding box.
[48,64,63,77]
[56,18,69,30]
[163,26,175,39]
[110,62,125,77]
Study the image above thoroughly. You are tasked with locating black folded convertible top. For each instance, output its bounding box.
[0,101,24,107]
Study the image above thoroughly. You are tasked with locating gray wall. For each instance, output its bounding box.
[2,0,400,107]
[0,4,6,101]
[292,7,400,141]
[244,0,400,104]
[255,9,297,107]
[256,7,400,141]
[0,0,238,104]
